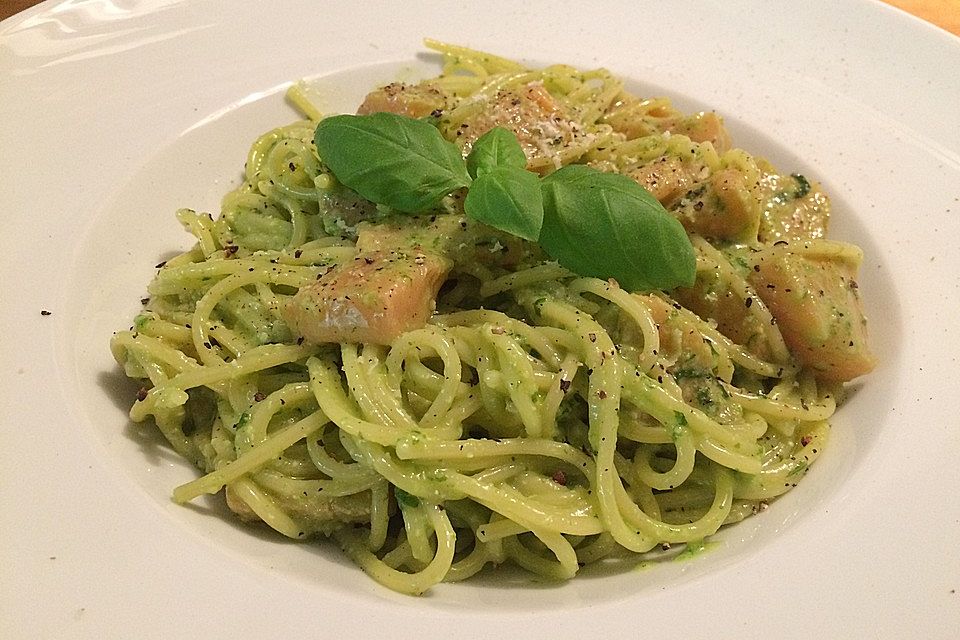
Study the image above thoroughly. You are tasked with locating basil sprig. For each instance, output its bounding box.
[313,112,695,291]
[463,129,543,241]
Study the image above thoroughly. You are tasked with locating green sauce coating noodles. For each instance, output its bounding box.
[112,40,870,595]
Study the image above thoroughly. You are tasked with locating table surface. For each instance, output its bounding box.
[1,0,959,34]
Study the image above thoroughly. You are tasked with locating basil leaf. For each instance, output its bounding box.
[464,166,543,241]
[314,113,471,214]
[465,127,528,178]
[539,165,696,291]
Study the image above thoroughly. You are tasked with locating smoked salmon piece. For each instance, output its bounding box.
[456,83,590,173]
[748,245,875,383]
[356,82,449,119]
[285,250,452,345]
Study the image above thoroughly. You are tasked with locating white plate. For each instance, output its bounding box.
[2,1,958,638]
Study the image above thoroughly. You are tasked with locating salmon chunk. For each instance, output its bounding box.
[626,295,744,424]
[357,82,449,119]
[748,245,875,383]
[284,250,452,345]
[673,270,780,363]
[628,155,695,205]
[635,294,716,372]
[670,168,761,242]
[355,213,537,268]
[669,112,732,154]
[756,168,831,243]
[455,82,590,173]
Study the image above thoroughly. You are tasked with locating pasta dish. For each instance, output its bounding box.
[111,40,873,595]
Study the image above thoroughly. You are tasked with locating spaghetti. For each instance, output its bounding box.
[111,40,873,595]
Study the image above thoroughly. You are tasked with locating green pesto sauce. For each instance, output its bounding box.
[674,538,718,561]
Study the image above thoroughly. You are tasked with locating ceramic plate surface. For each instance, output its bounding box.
[2,1,958,638]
